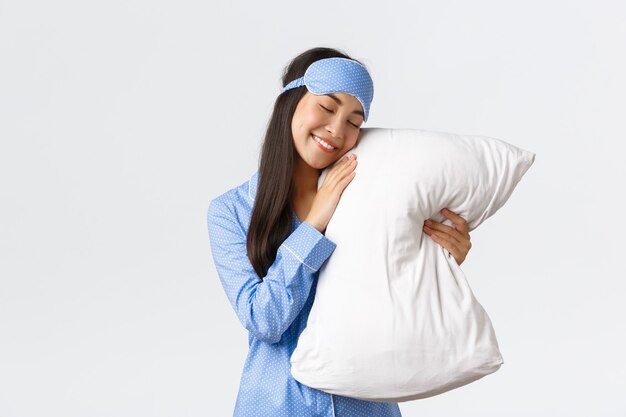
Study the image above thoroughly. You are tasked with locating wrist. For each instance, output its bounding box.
[304,218,325,234]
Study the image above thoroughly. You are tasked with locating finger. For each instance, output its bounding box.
[339,154,356,163]
[424,221,463,241]
[424,226,463,247]
[330,154,352,169]
[328,154,356,180]
[332,160,356,184]
[338,156,357,177]
[440,208,469,230]
[335,154,356,172]
[340,170,357,187]
[428,232,462,262]
[327,156,356,182]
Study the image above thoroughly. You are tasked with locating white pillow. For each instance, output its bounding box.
[289,127,536,402]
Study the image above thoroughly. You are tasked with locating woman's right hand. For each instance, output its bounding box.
[305,154,357,234]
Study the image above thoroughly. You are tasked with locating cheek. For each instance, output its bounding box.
[346,134,359,150]
[305,105,328,123]
[310,113,327,127]
[292,102,319,129]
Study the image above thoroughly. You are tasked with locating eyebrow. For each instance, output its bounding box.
[325,93,365,118]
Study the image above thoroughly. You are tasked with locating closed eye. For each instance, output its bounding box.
[320,105,360,129]
[320,105,333,113]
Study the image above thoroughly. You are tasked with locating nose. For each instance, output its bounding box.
[326,118,347,141]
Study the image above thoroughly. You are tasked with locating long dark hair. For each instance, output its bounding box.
[247,47,366,279]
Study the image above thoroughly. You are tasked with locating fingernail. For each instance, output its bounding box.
[425,220,432,225]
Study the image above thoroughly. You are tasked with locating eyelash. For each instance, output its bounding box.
[320,105,360,128]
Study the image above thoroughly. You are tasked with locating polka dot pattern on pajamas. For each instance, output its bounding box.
[207,170,402,417]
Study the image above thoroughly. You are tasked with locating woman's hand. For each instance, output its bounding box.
[305,154,357,233]
[422,208,472,265]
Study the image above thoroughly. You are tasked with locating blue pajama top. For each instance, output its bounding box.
[207,170,403,417]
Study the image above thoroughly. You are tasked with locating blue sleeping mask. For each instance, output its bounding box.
[280,57,374,123]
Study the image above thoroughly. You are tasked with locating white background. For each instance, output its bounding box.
[1,0,625,416]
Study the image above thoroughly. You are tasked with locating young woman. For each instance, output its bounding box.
[207,47,472,417]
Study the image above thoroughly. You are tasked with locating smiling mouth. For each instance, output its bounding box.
[312,134,337,152]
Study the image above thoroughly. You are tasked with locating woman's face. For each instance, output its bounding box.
[291,91,364,169]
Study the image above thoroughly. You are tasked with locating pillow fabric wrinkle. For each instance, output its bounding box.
[289,127,536,402]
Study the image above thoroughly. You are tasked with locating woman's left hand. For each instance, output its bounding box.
[422,208,472,266]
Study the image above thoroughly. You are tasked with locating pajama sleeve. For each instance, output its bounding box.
[207,198,337,344]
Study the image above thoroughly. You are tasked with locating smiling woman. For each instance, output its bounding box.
[290,91,363,167]
[207,47,406,416]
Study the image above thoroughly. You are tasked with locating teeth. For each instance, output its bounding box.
[313,135,335,150]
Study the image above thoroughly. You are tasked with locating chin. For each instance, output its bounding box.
[303,155,330,170]
[307,161,328,170]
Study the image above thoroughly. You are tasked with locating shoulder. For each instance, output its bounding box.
[207,170,257,230]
